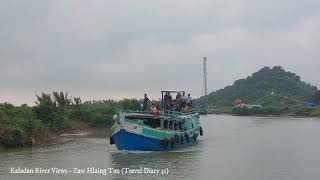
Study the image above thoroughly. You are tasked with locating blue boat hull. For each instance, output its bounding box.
[111,129,198,151]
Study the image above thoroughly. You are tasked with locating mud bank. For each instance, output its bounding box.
[0,123,111,149]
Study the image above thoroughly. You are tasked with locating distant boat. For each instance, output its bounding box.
[109,90,203,151]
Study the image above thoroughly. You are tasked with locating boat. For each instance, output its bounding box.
[198,107,208,115]
[109,90,203,151]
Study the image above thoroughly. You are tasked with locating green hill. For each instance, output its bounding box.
[201,66,318,107]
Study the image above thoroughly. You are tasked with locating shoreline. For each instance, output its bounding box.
[206,107,320,118]
[206,111,320,118]
[0,122,111,150]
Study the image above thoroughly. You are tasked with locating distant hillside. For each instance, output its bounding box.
[201,66,318,107]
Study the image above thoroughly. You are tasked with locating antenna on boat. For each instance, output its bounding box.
[203,57,208,97]
[203,57,208,108]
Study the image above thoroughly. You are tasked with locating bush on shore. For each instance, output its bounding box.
[0,92,147,148]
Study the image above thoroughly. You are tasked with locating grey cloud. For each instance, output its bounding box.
[1,0,320,104]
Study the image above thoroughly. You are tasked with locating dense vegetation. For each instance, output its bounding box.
[202,66,317,106]
[0,92,145,147]
[198,66,320,116]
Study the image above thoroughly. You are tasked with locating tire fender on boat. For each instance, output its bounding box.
[185,132,190,143]
[163,138,170,149]
[175,134,180,143]
[109,136,114,145]
[200,126,203,136]
[170,138,175,149]
[180,135,184,144]
[193,133,197,142]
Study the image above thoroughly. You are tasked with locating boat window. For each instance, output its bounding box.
[143,119,161,128]
[126,115,161,128]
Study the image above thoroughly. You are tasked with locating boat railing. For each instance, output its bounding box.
[117,109,151,114]
[117,108,200,118]
[163,108,199,118]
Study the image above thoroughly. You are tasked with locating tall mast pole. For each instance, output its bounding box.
[203,57,208,107]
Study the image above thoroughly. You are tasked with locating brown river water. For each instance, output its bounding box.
[1,114,320,180]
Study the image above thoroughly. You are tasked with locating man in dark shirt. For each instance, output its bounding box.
[168,92,172,101]
[143,93,150,111]
[163,92,172,110]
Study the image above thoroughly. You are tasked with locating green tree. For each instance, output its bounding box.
[119,99,141,110]
[33,93,67,131]
[313,90,320,104]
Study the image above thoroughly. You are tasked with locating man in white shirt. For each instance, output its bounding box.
[186,94,192,107]
[181,92,187,107]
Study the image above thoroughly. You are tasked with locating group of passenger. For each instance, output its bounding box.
[142,92,193,131]
[163,92,192,111]
[143,92,193,114]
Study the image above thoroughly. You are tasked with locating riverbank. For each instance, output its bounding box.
[0,121,111,150]
[0,92,145,149]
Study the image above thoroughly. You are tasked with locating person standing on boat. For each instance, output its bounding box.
[181,92,187,107]
[176,93,182,111]
[168,92,172,101]
[186,94,192,107]
[163,92,169,110]
[164,92,173,110]
[143,93,150,111]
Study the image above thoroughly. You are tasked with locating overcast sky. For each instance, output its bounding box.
[1,0,320,105]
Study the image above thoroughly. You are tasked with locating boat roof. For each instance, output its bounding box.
[124,113,160,118]
[161,90,185,93]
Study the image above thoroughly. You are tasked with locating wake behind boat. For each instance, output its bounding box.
[109,90,203,151]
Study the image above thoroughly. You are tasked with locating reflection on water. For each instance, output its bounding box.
[1,115,320,180]
[109,149,202,179]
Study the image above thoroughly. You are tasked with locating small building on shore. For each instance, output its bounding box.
[233,98,262,109]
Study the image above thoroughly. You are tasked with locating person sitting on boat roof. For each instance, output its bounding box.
[181,105,189,112]
[150,105,161,115]
[156,104,160,111]
[143,93,150,111]
[152,104,160,115]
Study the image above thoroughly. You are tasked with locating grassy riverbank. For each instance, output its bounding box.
[0,92,142,148]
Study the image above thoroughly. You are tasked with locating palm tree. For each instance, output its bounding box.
[35,92,54,105]
[73,97,82,105]
[52,91,71,107]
